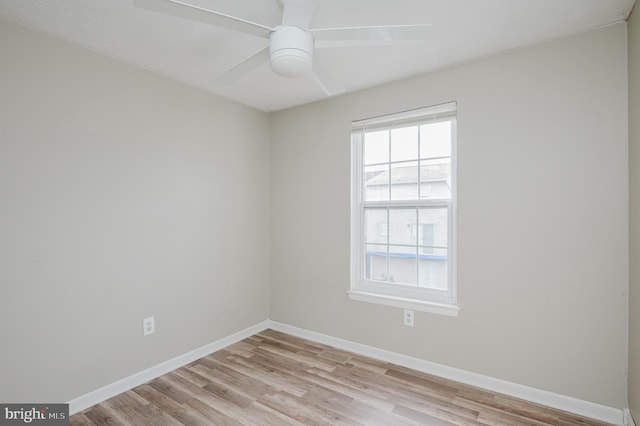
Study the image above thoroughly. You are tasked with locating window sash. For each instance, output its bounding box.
[355,202,454,304]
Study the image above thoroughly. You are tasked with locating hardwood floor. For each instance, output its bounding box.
[70,329,613,426]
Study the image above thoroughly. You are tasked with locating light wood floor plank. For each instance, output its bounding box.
[70,330,613,425]
[82,404,128,426]
[69,413,98,426]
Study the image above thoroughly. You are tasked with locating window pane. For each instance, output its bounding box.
[418,249,447,289]
[365,244,388,282]
[364,130,389,165]
[364,164,389,201]
[390,161,418,200]
[420,121,451,159]
[389,208,417,246]
[419,207,448,253]
[418,207,448,289]
[420,159,451,199]
[391,126,418,162]
[389,245,417,285]
[364,208,387,244]
[418,223,435,253]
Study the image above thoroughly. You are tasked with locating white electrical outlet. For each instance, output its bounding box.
[404,309,414,327]
[143,316,155,336]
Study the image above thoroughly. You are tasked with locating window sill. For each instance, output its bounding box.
[347,290,460,317]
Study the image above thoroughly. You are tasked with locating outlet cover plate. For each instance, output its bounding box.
[143,316,155,336]
[404,309,415,327]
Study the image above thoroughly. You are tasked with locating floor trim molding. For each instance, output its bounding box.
[625,408,637,426]
[67,320,270,415]
[267,320,625,426]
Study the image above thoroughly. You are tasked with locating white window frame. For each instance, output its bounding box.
[349,102,459,317]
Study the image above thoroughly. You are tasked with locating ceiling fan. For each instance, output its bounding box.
[133,0,431,96]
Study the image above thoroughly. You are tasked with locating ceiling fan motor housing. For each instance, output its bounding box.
[269,26,314,77]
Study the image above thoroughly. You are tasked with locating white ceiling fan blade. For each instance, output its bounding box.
[311,56,345,97]
[133,0,273,39]
[313,24,431,48]
[215,47,270,85]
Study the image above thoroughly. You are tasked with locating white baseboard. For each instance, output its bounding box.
[67,320,270,415]
[625,408,637,426]
[267,320,625,426]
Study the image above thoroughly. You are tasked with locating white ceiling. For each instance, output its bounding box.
[0,0,635,112]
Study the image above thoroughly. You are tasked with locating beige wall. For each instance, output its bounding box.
[270,24,629,407]
[629,4,640,420]
[0,20,270,402]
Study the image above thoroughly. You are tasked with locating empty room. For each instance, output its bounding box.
[1,0,640,425]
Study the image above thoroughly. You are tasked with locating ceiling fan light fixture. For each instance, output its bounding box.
[269,25,313,77]
[270,49,312,77]
[135,0,432,95]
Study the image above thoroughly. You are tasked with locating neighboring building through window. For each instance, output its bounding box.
[350,102,458,316]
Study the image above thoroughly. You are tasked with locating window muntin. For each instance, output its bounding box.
[351,103,457,313]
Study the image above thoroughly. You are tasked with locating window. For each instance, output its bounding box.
[349,102,458,316]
